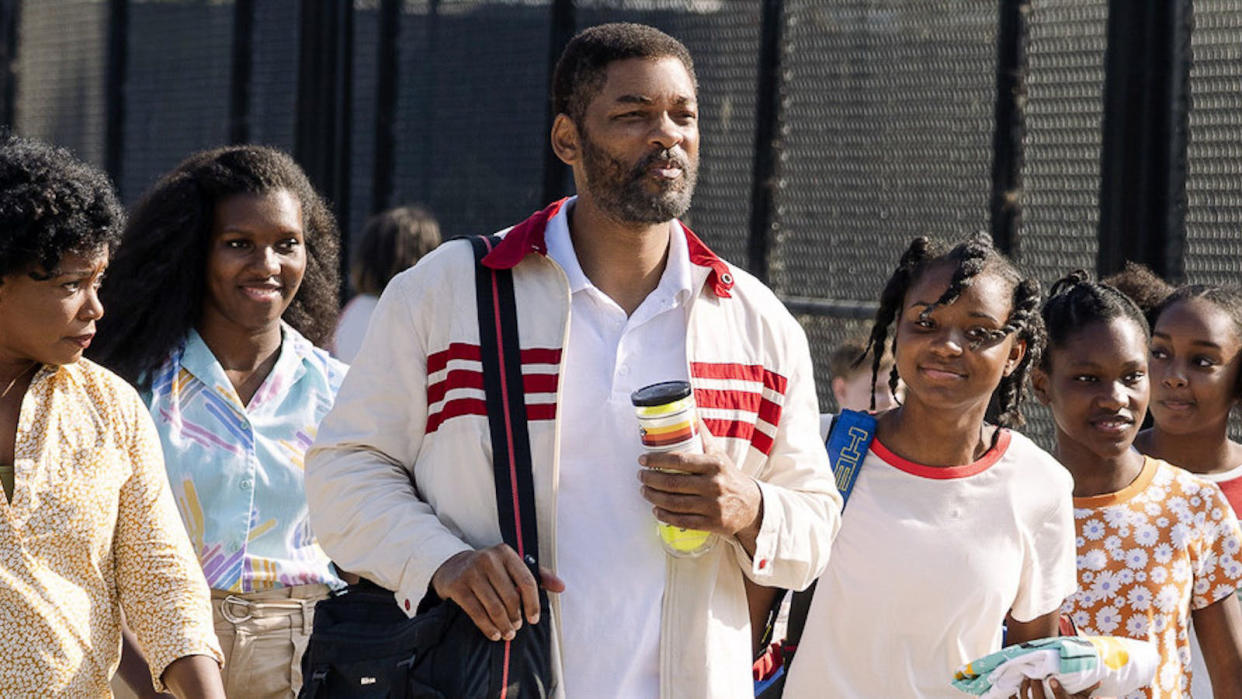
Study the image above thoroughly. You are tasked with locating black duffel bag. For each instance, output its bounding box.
[298,579,551,698]
[298,235,554,698]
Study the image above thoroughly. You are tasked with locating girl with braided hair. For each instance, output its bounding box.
[783,234,1080,698]
[1031,271,1242,698]
[1128,284,1242,698]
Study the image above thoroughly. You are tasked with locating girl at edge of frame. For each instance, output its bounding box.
[1031,271,1242,698]
[780,234,1087,699]
[89,145,346,699]
[1128,281,1242,698]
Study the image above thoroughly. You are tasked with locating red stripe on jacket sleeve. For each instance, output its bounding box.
[424,343,562,433]
[427,343,482,374]
[426,398,489,433]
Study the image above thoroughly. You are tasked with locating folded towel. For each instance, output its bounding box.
[952,636,1158,698]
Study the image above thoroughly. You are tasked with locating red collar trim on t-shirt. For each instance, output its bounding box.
[871,429,1012,480]
[481,198,735,299]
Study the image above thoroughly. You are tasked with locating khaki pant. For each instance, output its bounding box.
[212,584,330,699]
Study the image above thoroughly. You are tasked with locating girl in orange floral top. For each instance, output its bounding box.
[1032,271,1242,698]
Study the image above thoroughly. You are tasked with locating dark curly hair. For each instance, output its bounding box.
[1041,269,1150,369]
[0,135,123,280]
[1101,261,1174,327]
[552,22,696,126]
[90,145,340,389]
[860,233,1045,427]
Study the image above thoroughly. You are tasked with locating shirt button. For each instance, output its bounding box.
[618,365,630,377]
[240,479,253,490]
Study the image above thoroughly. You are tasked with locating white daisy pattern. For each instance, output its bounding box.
[1063,458,1242,699]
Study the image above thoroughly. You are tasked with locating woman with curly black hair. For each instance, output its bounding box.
[782,234,1081,698]
[0,135,224,697]
[91,145,344,698]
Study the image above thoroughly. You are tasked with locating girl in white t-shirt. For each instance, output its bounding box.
[782,235,1080,699]
[1031,272,1242,697]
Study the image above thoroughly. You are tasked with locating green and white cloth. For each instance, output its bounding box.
[952,636,1157,699]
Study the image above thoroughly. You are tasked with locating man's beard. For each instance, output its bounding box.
[579,131,698,224]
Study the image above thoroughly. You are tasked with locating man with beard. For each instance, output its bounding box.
[305,23,840,698]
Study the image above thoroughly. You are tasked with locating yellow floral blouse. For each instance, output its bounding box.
[0,360,222,696]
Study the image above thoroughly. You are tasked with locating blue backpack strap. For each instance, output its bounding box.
[825,409,877,510]
[754,410,878,697]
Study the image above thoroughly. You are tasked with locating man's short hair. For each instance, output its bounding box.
[829,336,890,381]
[552,22,697,126]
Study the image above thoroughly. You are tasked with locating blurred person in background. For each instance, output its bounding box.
[91,145,345,699]
[0,135,224,697]
[333,204,441,362]
[827,334,903,413]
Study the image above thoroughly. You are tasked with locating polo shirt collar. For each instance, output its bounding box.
[544,197,694,305]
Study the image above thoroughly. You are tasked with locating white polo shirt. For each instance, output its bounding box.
[546,202,694,699]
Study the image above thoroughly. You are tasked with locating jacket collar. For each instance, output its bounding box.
[483,197,735,299]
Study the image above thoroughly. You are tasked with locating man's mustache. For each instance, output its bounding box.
[630,148,692,177]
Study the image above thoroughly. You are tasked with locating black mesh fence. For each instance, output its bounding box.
[1185,1,1242,284]
[120,0,234,201]
[249,1,300,154]
[12,0,1242,437]
[350,0,379,240]
[1017,0,1110,448]
[13,0,110,169]
[390,0,552,241]
[775,0,999,414]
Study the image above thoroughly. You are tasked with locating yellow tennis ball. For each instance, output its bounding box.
[658,523,712,553]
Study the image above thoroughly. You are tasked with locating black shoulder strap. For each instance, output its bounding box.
[470,235,541,569]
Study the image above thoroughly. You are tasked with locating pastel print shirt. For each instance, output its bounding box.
[146,325,346,592]
[0,360,221,696]
[1063,457,1242,698]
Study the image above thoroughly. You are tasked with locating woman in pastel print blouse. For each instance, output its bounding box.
[92,145,345,699]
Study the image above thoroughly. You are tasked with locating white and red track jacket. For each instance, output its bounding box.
[306,198,841,698]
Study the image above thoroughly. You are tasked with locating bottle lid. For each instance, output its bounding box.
[630,380,692,407]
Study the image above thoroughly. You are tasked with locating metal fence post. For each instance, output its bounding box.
[105,0,127,185]
[371,0,400,214]
[0,0,19,130]
[229,0,254,145]
[747,0,785,283]
[1097,0,1192,281]
[991,0,1028,258]
[296,0,353,298]
[541,0,575,206]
